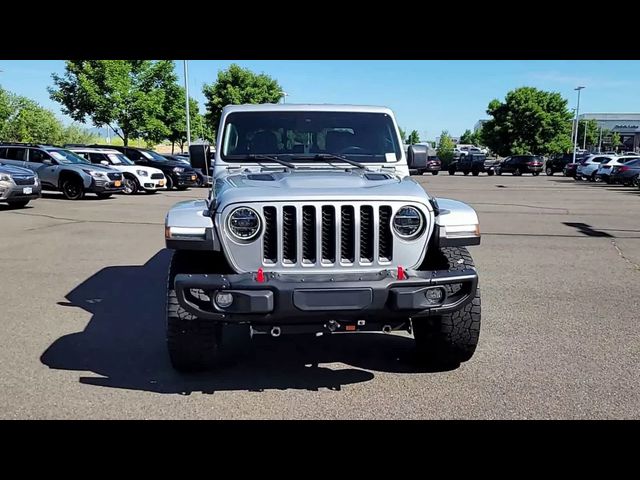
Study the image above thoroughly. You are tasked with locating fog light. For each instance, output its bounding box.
[425,288,444,305]
[215,292,234,308]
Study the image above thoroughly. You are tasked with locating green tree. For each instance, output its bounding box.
[60,124,100,144]
[49,60,177,146]
[437,130,455,165]
[575,119,600,150]
[407,129,420,145]
[482,87,573,157]
[202,64,283,133]
[0,91,63,144]
[161,81,206,153]
[459,129,475,144]
[399,127,407,143]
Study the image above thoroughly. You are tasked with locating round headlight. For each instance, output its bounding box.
[228,207,261,241]
[393,206,424,239]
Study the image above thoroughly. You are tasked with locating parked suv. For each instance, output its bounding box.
[449,153,494,175]
[164,104,482,372]
[576,154,618,182]
[496,155,543,176]
[0,161,42,208]
[610,158,640,186]
[594,155,640,183]
[70,147,167,195]
[545,153,575,176]
[87,145,199,191]
[0,143,124,200]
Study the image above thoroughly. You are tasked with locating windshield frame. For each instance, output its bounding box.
[220,111,403,164]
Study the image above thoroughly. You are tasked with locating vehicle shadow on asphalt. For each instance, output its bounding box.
[40,249,453,395]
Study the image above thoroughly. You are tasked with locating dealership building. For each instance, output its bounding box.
[578,113,640,152]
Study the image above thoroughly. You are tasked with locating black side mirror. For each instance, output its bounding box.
[407,145,428,168]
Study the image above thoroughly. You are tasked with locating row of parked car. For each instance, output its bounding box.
[407,146,640,188]
[0,142,210,208]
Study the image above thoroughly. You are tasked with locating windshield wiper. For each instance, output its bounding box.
[244,154,296,169]
[310,153,367,170]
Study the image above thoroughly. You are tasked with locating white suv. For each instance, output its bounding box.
[70,148,166,194]
[595,155,640,183]
[576,154,618,181]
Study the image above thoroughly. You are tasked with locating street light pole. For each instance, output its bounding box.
[598,126,603,152]
[572,86,585,163]
[281,91,289,104]
[184,60,191,151]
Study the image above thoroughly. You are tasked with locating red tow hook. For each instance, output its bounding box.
[256,268,265,283]
[397,266,406,280]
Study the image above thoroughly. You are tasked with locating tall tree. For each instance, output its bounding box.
[459,129,474,144]
[49,60,176,146]
[482,87,573,157]
[575,119,600,150]
[202,64,283,133]
[407,129,420,145]
[437,130,455,164]
[0,90,63,144]
[161,81,206,153]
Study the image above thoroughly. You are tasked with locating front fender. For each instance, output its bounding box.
[434,198,480,247]
[165,199,221,251]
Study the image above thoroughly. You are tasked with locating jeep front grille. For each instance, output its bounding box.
[261,203,397,267]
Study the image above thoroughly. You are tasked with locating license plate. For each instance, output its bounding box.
[23,187,32,195]
[191,175,197,181]
[158,180,165,186]
[114,180,121,187]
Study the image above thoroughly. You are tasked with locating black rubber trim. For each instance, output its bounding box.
[439,236,481,247]
[173,267,478,322]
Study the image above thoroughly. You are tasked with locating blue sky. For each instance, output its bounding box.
[1,60,638,139]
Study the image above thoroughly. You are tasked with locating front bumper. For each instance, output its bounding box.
[141,179,167,190]
[0,183,42,201]
[89,178,125,193]
[173,268,479,323]
[174,172,199,187]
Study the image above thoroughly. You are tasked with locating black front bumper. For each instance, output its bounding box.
[173,172,199,187]
[174,268,478,323]
[89,179,125,193]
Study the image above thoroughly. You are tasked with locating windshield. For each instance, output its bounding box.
[141,150,171,162]
[221,111,402,163]
[107,153,134,165]
[50,149,90,165]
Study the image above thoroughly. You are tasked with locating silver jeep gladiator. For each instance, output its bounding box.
[164,104,481,371]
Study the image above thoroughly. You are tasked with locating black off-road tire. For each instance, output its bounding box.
[413,246,481,366]
[167,250,247,372]
[431,171,439,175]
[472,170,480,176]
[487,170,494,176]
[448,168,456,175]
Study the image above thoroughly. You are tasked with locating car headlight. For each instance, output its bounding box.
[227,207,261,241]
[392,206,424,239]
[137,170,149,176]
[173,167,185,173]
[82,169,106,178]
[0,174,12,182]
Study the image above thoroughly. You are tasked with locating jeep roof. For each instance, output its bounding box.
[222,104,394,115]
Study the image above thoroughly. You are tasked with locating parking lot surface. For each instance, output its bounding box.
[1,175,638,419]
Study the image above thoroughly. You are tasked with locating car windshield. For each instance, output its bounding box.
[221,111,402,163]
[140,150,171,162]
[49,149,90,165]
[107,153,134,165]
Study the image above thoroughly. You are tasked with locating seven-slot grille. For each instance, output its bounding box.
[261,204,394,266]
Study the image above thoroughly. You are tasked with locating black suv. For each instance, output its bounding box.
[87,145,199,190]
[496,155,544,176]
[545,153,575,176]
[448,153,494,176]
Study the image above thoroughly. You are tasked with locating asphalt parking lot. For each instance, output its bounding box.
[1,175,639,419]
